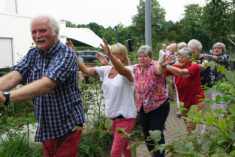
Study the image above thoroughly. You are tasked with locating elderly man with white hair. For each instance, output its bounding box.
[0,15,85,157]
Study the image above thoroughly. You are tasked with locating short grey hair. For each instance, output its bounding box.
[177,42,187,50]
[31,15,60,38]
[212,42,226,53]
[137,45,153,58]
[178,47,192,59]
[187,39,202,52]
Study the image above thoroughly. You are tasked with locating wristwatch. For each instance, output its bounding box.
[2,91,10,105]
[160,63,167,68]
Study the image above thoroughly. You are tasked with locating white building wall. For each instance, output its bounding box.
[0,13,32,66]
[0,0,17,13]
[0,0,6,12]
[5,0,17,14]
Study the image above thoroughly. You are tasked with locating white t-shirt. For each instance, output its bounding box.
[95,66,137,119]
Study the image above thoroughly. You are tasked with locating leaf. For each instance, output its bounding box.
[225,71,235,87]
[116,128,130,138]
[148,130,162,143]
[229,150,235,156]
[211,154,229,157]
[229,104,235,116]
[204,113,216,125]
[217,118,228,130]
[215,95,222,102]
[230,131,235,140]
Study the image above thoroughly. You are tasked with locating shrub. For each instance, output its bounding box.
[0,132,43,157]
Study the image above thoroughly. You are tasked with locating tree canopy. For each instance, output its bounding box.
[64,0,235,56]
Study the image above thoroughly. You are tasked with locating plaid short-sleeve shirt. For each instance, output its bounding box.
[12,41,85,142]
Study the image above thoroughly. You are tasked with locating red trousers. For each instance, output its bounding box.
[42,129,82,157]
[111,118,136,157]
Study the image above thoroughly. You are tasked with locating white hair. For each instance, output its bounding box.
[187,39,202,52]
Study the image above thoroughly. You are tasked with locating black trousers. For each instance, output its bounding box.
[139,100,170,157]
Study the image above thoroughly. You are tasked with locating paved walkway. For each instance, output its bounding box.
[136,102,186,157]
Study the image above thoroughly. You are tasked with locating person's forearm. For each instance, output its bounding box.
[166,65,190,77]
[77,59,96,75]
[109,53,126,74]
[109,53,133,81]
[9,77,56,103]
[156,53,174,74]
[0,71,22,91]
[156,62,167,74]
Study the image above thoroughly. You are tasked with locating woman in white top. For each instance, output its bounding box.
[78,41,137,157]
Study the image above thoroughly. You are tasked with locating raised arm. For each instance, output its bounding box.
[100,39,133,82]
[65,40,97,76]
[155,53,174,74]
[96,52,109,66]
[77,59,96,76]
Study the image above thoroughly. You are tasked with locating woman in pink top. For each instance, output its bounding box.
[164,47,204,133]
[103,42,173,157]
[134,45,173,157]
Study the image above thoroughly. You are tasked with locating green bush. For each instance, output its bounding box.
[79,128,113,157]
[155,70,235,156]
[0,101,35,135]
[0,132,43,157]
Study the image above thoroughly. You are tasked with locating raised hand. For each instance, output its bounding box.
[97,52,109,65]
[162,53,175,66]
[65,40,76,52]
[100,39,111,56]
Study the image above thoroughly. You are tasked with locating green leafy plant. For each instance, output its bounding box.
[79,125,113,157]
[116,71,235,157]
[0,132,43,157]
[0,101,35,136]
[78,76,114,156]
[158,70,235,156]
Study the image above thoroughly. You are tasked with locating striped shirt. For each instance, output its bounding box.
[12,40,85,142]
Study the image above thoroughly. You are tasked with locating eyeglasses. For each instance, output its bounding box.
[213,47,222,49]
[138,54,149,58]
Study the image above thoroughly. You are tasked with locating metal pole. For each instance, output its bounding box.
[145,0,151,47]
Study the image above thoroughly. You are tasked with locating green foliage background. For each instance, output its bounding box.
[65,0,235,61]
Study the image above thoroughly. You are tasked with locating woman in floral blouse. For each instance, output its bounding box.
[133,45,173,157]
